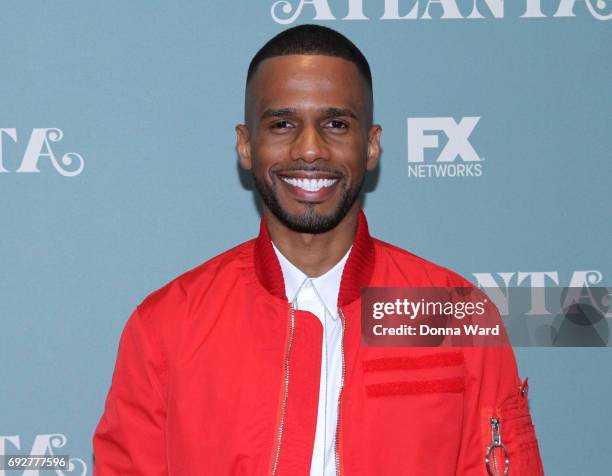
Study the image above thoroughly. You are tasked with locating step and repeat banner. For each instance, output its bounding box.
[1,1,610,474]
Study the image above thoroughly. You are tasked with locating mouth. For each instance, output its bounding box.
[279,176,338,192]
[275,171,342,201]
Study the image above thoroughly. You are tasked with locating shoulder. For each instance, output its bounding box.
[372,237,474,288]
[136,239,255,322]
[114,239,255,364]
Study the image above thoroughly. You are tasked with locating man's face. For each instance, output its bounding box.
[236,54,381,233]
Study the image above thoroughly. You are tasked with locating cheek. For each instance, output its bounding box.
[251,144,286,179]
[340,143,369,173]
[338,132,367,153]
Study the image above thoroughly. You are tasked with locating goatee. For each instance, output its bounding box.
[253,173,363,234]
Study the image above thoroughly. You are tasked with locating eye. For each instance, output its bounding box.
[327,119,348,129]
[271,120,293,129]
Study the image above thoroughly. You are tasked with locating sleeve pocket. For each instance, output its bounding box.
[496,378,545,475]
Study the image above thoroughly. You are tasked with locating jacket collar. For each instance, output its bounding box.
[253,209,375,307]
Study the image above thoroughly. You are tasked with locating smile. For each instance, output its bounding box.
[280,177,339,192]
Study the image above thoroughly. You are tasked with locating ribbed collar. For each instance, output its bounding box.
[253,209,376,307]
[272,240,351,320]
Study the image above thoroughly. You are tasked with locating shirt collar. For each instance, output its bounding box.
[271,241,352,316]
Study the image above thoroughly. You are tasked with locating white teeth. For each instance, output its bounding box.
[281,177,338,192]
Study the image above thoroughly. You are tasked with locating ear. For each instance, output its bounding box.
[366,124,382,172]
[235,124,252,170]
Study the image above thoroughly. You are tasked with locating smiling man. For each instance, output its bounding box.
[93,25,544,475]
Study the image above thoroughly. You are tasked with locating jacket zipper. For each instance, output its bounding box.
[485,416,510,476]
[335,307,346,476]
[271,303,295,476]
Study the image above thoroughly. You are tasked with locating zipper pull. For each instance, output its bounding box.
[485,416,510,476]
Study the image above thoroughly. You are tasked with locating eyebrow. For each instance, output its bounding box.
[260,107,358,121]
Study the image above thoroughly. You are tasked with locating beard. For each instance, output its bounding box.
[253,169,364,234]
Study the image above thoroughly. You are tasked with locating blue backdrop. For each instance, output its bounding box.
[1,1,610,474]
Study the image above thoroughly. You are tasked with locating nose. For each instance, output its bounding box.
[289,123,330,163]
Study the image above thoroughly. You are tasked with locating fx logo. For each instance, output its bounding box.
[407,117,483,178]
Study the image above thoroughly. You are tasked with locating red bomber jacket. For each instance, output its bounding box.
[93,209,544,475]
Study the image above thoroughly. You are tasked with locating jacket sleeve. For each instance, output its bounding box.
[456,299,545,475]
[93,306,168,476]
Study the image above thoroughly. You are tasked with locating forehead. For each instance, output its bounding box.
[248,55,368,117]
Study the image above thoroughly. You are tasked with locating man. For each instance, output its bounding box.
[93,24,544,475]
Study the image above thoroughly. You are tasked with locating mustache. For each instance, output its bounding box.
[273,164,343,175]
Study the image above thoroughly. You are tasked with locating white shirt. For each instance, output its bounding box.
[272,242,352,476]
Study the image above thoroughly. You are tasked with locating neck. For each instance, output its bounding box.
[264,202,360,278]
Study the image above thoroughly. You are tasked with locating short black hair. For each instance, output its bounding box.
[247,24,372,92]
